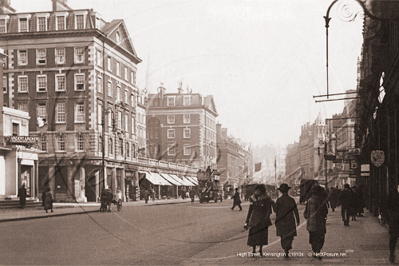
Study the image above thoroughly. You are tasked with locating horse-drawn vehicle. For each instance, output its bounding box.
[100,188,122,212]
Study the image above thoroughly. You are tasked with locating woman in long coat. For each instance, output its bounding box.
[275,183,300,258]
[304,185,328,260]
[43,188,53,213]
[245,184,275,255]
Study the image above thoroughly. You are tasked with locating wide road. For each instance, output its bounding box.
[0,199,264,265]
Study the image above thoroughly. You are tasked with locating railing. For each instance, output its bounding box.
[137,156,198,172]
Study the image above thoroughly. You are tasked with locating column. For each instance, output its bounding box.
[49,165,55,195]
[95,170,100,202]
[67,165,74,202]
[122,168,126,202]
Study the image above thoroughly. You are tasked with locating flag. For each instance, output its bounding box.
[254,163,262,172]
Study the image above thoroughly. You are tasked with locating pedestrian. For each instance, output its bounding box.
[231,188,242,211]
[339,184,354,226]
[181,189,185,200]
[304,185,328,260]
[18,184,27,209]
[329,187,339,212]
[42,189,47,208]
[244,184,275,255]
[275,183,300,258]
[144,188,149,204]
[43,188,53,213]
[384,184,399,262]
[355,185,365,217]
[189,189,195,204]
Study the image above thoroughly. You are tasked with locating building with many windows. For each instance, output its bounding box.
[146,84,218,169]
[0,0,142,202]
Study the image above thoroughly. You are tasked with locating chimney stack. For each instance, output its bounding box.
[0,0,15,14]
[52,0,72,11]
[158,83,166,99]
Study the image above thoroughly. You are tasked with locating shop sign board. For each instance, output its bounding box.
[371,150,385,167]
[361,164,370,172]
[5,136,38,144]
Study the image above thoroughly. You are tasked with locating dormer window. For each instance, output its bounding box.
[74,11,87,30]
[17,14,31,33]
[116,31,121,44]
[167,96,175,106]
[0,15,9,33]
[36,14,49,32]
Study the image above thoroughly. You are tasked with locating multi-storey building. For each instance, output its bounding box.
[146,84,218,169]
[0,0,142,202]
[216,124,251,192]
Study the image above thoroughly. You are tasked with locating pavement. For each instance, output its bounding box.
[0,197,197,223]
[181,204,393,265]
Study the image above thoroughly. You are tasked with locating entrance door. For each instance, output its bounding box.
[85,173,97,202]
[20,165,32,197]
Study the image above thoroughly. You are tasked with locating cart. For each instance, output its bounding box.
[100,189,122,212]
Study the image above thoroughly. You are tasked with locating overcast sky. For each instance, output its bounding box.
[11,0,364,147]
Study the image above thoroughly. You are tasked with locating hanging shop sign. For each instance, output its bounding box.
[371,150,385,167]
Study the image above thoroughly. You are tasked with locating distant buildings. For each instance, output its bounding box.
[146,84,218,169]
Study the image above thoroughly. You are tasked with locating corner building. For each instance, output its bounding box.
[0,0,142,202]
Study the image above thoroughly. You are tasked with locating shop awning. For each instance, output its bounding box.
[139,171,171,186]
[185,176,198,185]
[183,176,196,186]
[167,174,185,186]
[169,174,193,186]
[159,173,181,186]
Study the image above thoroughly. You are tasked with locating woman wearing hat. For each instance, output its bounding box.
[244,184,275,255]
[275,183,300,258]
[304,185,328,260]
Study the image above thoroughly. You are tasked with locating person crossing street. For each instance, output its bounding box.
[231,188,242,211]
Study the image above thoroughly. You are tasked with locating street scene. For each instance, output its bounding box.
[0,0,398,265]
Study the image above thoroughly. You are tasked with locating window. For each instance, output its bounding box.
[97,102,102,132]
[107,57,111,71]
[109,138,113,155]
[116,86,121,102]
[131,71,136,84]
[39,135,47,152]
[55,74,65,91]
[56,102,66,123]
[184,128,191,138]
[168,144,176,156]
[18,76,28,92]
[116,31,121,43]
[97,76,102,93]
[75,103,85,123]
[184,145,191,156]
[125,113,129,132]
[107,81,112,96]
[74,47,84,63]
[167,115,175,124]
[3,76,6,93]
[37,75,47,92]
[36,49,46,64]
[116,62,120,76]
[18,50,28,65]
[37,104,47,122]
[108,109,112,129]
[56,16,65,30]
[37,17,46,31]
[184,96,191,106]
[131,117,135,135]
[18,102,28,112]
[184,114,190,123]
[167,129,175,139]
[0,18,7,33]
[57,135,66,151]
[75,14,85,29]
[55,48,65,64]
[75,74,85,91]
[12,123,19,136]
[119,138,123,156]
[117,110,122,129]
[19,18,28,32]
[125,89,128,104]
[131,144,136,158]
[96,50,102,66]
[131,94,135,107]
[76,135,84,151]
[167,97,175,106]
[126,142,130,158]
[124,66,128,80]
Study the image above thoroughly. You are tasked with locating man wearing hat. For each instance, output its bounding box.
[339,184,354,226]
[275,183,300,258]
[231,188,242,211]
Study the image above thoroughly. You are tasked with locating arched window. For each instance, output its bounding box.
[109,137,113,155]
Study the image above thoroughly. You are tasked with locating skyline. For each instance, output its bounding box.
[9,0,364,147]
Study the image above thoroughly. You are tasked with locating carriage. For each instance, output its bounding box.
[100,189,122,212]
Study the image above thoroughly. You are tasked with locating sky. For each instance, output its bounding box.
[10,0,364,147]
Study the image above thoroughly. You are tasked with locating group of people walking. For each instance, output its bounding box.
[18,184,53,213]
[244,183,328,259]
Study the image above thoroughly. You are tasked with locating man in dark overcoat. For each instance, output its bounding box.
[339,184,354,226]
[144,188,150,204]
[384,185,399,262]
[329,187,339,212]
[275,183,300,258]
[18,184,27,209]
[231,188,242,211]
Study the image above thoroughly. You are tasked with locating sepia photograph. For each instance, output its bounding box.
[0,0,396,265]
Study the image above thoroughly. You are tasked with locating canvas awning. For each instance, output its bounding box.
[139,171,171,186]
[182,176,196,186]
[159,173,181,186]
[169,174,192,186]
[185,176,198,185]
